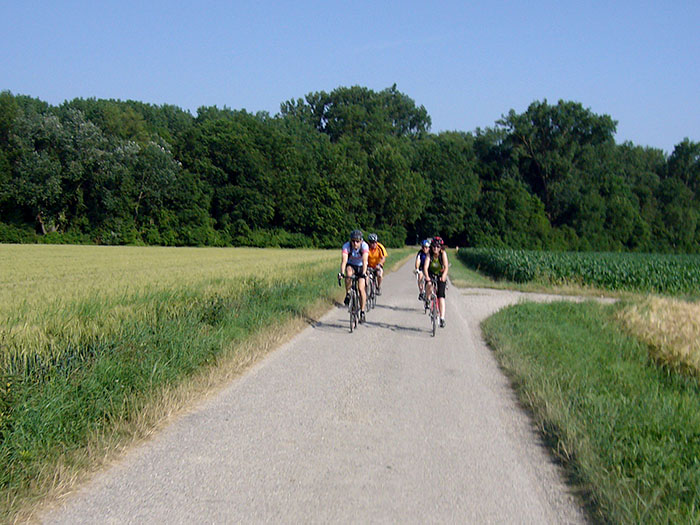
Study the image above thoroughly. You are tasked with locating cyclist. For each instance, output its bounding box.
[366,233,387,295]
[423,236,449,328]
[340,229,369,323]
[414,238,431,300]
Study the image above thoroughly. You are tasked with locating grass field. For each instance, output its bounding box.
[448,254,700,523]
[0,244,411,522]
[6,245,696,523]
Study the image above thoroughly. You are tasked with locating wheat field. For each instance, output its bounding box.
[617,296,700,377]
[0,244,337,375]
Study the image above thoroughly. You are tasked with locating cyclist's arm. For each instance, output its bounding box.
[361,251,369,277]
[423,256,430,281]
[340,251,348,276]
[440,251,449,281]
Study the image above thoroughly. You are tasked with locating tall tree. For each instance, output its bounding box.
[413,132,479,243]
[498,99,617,223]
[280,85,431,147]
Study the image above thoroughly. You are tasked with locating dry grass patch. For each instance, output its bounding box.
[617,297,700,377]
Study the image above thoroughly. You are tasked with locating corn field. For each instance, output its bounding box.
[457,248,700,294]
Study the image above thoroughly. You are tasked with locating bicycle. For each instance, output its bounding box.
[415,269,428,310]
[365,268,378,310]
[338,273,362,332]
[427,276,439,337]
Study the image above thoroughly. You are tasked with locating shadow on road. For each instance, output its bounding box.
[372,303,425,314]
[363,320,428,335]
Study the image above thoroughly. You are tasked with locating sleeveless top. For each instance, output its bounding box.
[428,253,445,275]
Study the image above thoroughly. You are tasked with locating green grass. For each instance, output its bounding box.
[482,300,700,524]
[447,249,496,288]
[449,251,700,522]
[0,245,412,522]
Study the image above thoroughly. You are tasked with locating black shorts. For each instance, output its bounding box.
[430,274,446,298]
[347,264,365,278]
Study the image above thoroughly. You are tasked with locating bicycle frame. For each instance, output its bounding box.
[338,273,362,333]
[366,268,378,310]
[428,276,438,336]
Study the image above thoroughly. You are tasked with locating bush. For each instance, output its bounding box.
[0,223,37,244]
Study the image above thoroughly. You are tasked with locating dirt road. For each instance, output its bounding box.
[42,260,588,523]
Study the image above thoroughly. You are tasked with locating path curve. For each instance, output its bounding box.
[42,260,591,524]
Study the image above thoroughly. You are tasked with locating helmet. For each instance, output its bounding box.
[431,236,444,248]
[368,233,378,243]
[421,239,431,247]
[350,229,363,241]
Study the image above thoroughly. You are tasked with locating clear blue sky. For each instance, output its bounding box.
[2,1,698,153]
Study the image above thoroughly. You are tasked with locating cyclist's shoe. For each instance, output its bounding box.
[344,294,350,306]
[360,311,366,323]
[418,292,424,301]
[439,318,446,328]
[376,287,382,296]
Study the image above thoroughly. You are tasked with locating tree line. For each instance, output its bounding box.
[0,86,698,251]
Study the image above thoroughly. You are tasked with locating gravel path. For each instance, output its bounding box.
[42,260,591,524]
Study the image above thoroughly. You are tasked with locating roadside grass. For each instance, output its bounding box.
[482,302,700,524]
[448,254,700,522]
[449,252,700,372]
[447,250,496,288]
[0,245,411,523]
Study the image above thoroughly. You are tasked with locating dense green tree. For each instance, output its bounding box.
[412,132,479,244]
[1,89,698,253]
[498,99,617,223]
[655,177,698,252]
[476,177,552,249]
[367,138,428,228]
[280,85,431,147]
[666,139,700,197]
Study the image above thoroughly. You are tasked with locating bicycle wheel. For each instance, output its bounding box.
[430,295,437,337]
[349,291,357,332]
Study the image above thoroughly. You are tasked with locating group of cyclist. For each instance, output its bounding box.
[414,236,449,328]
[340,230,387,324]
[339,229,449,329]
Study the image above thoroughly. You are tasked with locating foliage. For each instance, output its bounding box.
[0,88,698,252]
[483,301,700,523]
[0,245,341,522]
[457,248,700,294]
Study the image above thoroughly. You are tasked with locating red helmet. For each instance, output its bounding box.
[431,236,444,248]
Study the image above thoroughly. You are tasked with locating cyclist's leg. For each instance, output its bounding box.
[345,265,356,293]
[358,276,367,310]
[437,279,447,326]
[376,267,383,293]
[425,274,434,298]
[344,265,356,305]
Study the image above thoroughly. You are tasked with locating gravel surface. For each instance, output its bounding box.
[42,261,591,524]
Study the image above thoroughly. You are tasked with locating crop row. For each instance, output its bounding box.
[457,248,700,294]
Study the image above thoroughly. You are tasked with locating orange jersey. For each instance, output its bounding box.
[367,242,387,268]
